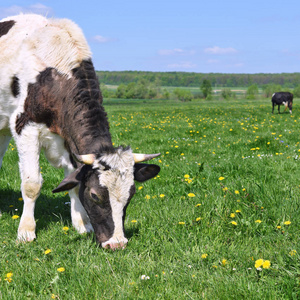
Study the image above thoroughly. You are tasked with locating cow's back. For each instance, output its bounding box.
[0,14,92,132]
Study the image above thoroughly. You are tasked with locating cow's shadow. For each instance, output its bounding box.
[0,188,139,244]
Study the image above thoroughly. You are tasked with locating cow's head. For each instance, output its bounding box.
[52,147,160,249]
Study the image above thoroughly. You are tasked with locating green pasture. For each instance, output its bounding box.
[0,98,299,299]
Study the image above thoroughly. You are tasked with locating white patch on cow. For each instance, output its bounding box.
[272,93,275,97]
[0,14,95,240]
[94,148,135,247]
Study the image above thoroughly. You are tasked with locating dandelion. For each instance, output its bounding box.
[277,225,281,229]
[255,259,264,269]
[289,250,297,256]
[178,222,185,225]
[201,253,208,259]
[5,272,13,283]
[255,220,262,223]
[187,193,195,197]
[62,226,69,231]
[196,217,201,221]
[12,215,19,219]
[262,260,271,269]
[223,187,228,191]
[44,249,52,255]
[234,190,240,195]
[284,220,291,225]
[184,174,190,178]
[145,195,150,200]
[18,197,23,201]
[195,203,201,207]
[236,210,241,213]
[231,221,237,226]
[131,220,137,223]
[219,176,225,181]
[138,186,143,190]
[57,267,65,273]
[159,194,165,198]
[222,259,227,266]
[230,213,235,218]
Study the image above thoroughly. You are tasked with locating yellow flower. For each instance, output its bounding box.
[5,272,13,283]
[234,190,239,195]
[219,176,225,181]
[178,222,185,225]
[262,260,271,269]
[222,259,227,266]
[44,249,52,255]
[187,193,195,197]
[223,187,228,191]
[57,267,65,272]
[195,203,201,207]
[201,253,208,259]
[284,221,291,225]
[138,186,143,190]
[12,215,19,219]
[196,217,201,221]
[277,226,281,229]
[231,221,237,226]
[230,213,235,218]
[289,250,297,256]
[184,174,190,178]
[18,197,23,201]
[62,226,69,231]
[255,220,262,223]
[236,210,241,213]
[159,194,165,198]
[255,259,264,268]
[131,220,137,223]
[145,195,150,200]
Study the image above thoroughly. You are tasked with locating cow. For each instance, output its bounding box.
[0,14,161,249]
[272,92,293,114]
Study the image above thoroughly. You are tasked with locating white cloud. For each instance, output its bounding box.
[204,46,238,55]
[92,35,117,44]
[167,62,197,70]
[207,59,219,64]
[0,3,53,19]
[158,48,195,56]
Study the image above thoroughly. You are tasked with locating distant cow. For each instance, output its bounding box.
[0,14,161,249]
[272,92,293,114]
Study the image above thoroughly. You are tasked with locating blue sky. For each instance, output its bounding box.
[1,1,300,73]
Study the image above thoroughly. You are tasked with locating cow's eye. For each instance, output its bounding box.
[91,192,101,203]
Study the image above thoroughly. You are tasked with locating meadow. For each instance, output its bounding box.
[0,97,299,299]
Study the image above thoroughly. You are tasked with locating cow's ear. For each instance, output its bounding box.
[134,163,160,182]
[52,165,86,193]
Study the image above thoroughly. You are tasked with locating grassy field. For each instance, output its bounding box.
[0,97,299,299]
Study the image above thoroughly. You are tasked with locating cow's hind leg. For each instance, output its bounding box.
[15,127,42,242]
[0,136,11,169]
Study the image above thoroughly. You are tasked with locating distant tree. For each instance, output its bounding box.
[246,84,259,99]
[262,84,282,98]
[293,85,300,98]
[173,88,193,102]
[221,88,233,100]
[200,79,212,99]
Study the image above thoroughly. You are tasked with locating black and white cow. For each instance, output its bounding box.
[0,14,160,249]
[272,92,293,114]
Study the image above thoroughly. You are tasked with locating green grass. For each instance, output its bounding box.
[1,97,300,299]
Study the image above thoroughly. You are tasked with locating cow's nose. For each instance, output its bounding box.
[102,238,128,250]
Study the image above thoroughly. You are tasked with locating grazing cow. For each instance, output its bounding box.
[272,92,293,114]
[0,14,160,249]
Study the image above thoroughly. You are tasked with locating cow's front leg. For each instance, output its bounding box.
[15,127,42,242]
[68,187,93,234]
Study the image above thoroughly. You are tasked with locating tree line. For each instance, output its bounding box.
[97,71,300,88]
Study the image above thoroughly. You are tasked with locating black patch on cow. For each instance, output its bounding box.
[0,20,15,38]
[11,75,20,97]
[17,60,112,156]
[15,112,30,135]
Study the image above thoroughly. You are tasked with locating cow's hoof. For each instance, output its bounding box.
[17,231,36,242]
[74,222,94,234]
